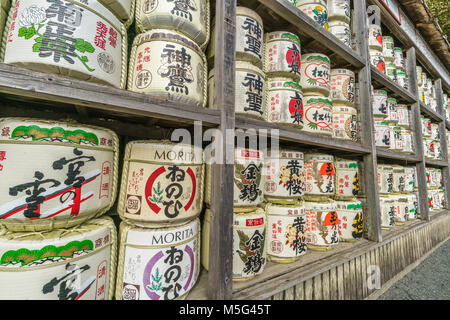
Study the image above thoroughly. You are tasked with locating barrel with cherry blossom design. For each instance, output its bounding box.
[304,200,339,251]
[303,96,333,136]
[303,153,335,201]
[300,53,331,96]
[2,0,127,88]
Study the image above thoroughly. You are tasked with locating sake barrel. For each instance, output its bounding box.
[393,195,408,225]
[103,0,135,28]
[431,190,442,212]
[328,20,351,47]
[332,106,358,141]
[396,71,408,90]
[397,104,410,128]
[426,138,435,159]
[303,96,333,136]
[386,97,398,123]
[386,62,397,83]
[438,189,445,209]
[377,165,393,195]
[406,194,417,220]
[234,6,264,68]
[433,140,441,160]
[372,90,388,118]
[404,166,415,192]
[393,47,405,70]
[416,66,423,87]
[300,53,331,96]
[305,200,339,251]
[297,0,329,30]
[117,140,204,227]
[392,166,405,194]
[412,191,420,216]
[374,120,390,148]
[430,123,440,141]
[380,196,395,229]
[266,78,304,128]
[0,118,118,232]
[382,36,395,62]
[263,149,305,203]
[232,209,266,281]
[422,72,428,90]
[303,153,335,201]
[330,69,355,106]
[335,158,359,200]
[265,202,307,263]
[128,29,207,108]
[327,0,350,23]
[209,61,266,119]
[2,0,127,88]
[135,0,209,49]
[335,200,363,242]
[388,124,403,151]
[427,190,436,211]
[430,98,437,112]
[115,218,200,300]
[0,216,117,300]
[263,31,302,81]
[368,24,382,51]
[369,49,385,74]
[421,116,431,137]
[418,88,425,103]
[401,129,414,154]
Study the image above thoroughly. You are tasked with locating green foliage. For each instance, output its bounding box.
[426,0,450,40]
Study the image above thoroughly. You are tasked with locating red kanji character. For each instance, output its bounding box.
[1,127,10,137]
[102,166,110,175]
[95,21,108,50]
[107,139,113,147]
[102,183,109,191]
[0,151,6,161]
[95,238,102,248]
[0,164,3,171]
[104,234,109,243]
[100,137,107,146]
[108,27,117,48]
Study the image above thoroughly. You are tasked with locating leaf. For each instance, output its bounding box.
[32,42,41,52]
[25,27,36,40]
[80,55,88,63]
[18,27,28,37]
[34,36,43,43]
[74,38,87,53]
[83,41,95,53]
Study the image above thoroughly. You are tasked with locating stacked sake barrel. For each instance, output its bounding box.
[416,67,437,111]
[327,0,352,48]
[1,0,130,88]
[368,19,385,74]
[382,37,408,89]
[372,89,391,149]
[128,0,209,108]
[377,164,418,229]
[202,148,267,280]
[0,118,119,300]
[297,0,329,31]
[421,117,442,160]
[426,167,445,213]
[115,140,204,300]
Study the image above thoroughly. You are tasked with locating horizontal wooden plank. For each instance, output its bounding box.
[370,66,418,104]
[420,102,445,122]
[376,148,420,163]
[235,115,372,154]
[255,0,366,68]
[0,63,221,126]
[425,159,449,167]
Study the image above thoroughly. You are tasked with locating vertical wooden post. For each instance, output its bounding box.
[435,79,450,209]
[354,0,382,242]
[208,0,236,300]
[406,47,430,220]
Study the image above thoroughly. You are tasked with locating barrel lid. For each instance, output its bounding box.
[387,97,397,103]
[378,165,393,170]
[266,202,305,215]
[328,20,350,27]
[304,96,333,106]
[302,53,331,65]
[335,158,359,168]
[233,208,265,226]
[393,47,403,52]
[382,36,394,41]
[386,62,397,68]
[236,6,263,27]
[264,31,301,47]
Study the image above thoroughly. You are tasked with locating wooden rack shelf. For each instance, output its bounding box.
[420,102,445,122]
[370,66,417,104]
[425,159,449,168]
[376,149,420,163]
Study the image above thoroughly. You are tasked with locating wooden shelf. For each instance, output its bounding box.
[446,120,450,130]
[376,148,420,163]
[370,66,418,104]
[425,159,449,167]
[235,115,371,155]
[0,63,221,127]
[419,102,445,122]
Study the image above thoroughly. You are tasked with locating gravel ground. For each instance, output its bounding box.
[377,238,450,300]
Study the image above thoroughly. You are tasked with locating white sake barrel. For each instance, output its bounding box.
[0,118,118,232]
[425,138,435,159]
[382,36,395,62]
[300,53,331,96]
[427,190,436,211]
[304,153,335,201]
[336,200,363,242]
[330,69,355,106]
[116,218,200,300]
[0,216,116,300]
[421,72,428,90]
[392,166,405,194]
[368,24,382,51]
[117,140,204,227]
[430,123,440,141]
[265,202,307,263]
[403,167,415,192]
[418,88,425,103]
[335,158,359,200]
[380,196,395,229]
[386,97,398,123]
[303,96,333,136]
[412,191,420,216]
[430,98,437,112]
[431,189,442,212]
[297,0,329,30]
[438,189,445,210]
[377,165,393,195]
[103,0,134,28]
[332,106,358,141]
[372,90,388,118]
[328,20,351,47]
[374,120,390,148]
[421,116,431,137]
[327,0,350,23]
[128,29,207,108]
[135,0,209,48]
[389,124,403,151]
[392,195,408,225]
[263,149,305,203]
[393,47,405,70]
[397,104,410,128]
[2,0,127,88]
[266,78,304,128]
[416,66,423,86]
[401,129,414,154]
[305,200,339,251]
[396,71,408,89]
[385,62,397,83]
[425,168,436,188]
[433,140,441,160]
[264,31,302,81]
[424,93,431,109]
[405,194,417,219]
[369,49,385,74]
